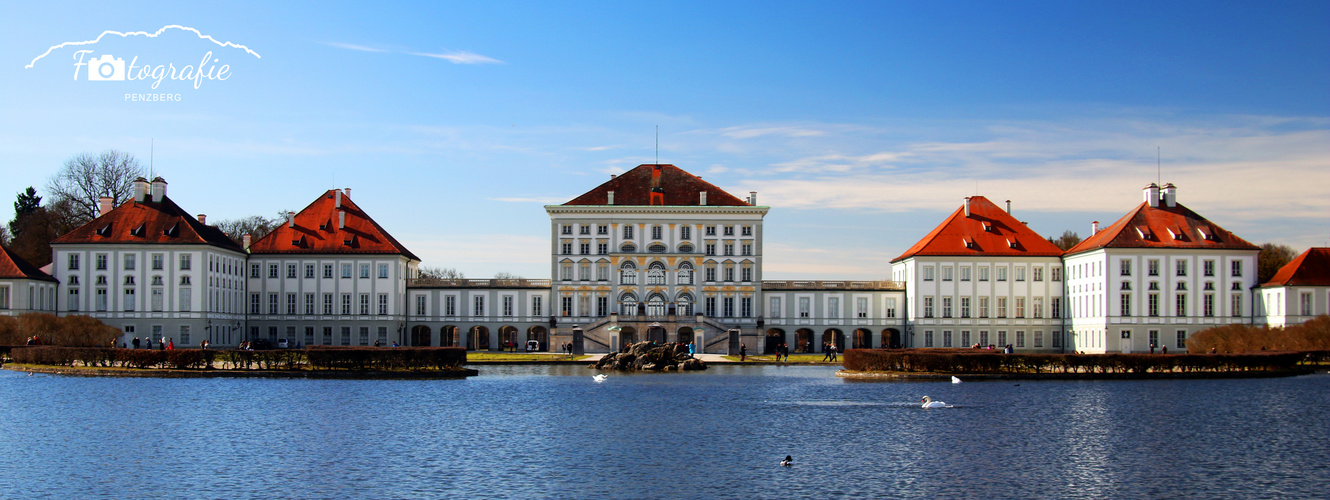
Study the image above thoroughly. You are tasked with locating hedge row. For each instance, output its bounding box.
[1187,316,1330,353]
[842,349,1308,374]
[304,346,466,371]
[8,346,467,371]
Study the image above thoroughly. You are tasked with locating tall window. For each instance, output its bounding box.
[379,294,389,315]
[941,297,951,318]
[341,294,352,315]
[680,226,691,239]
[1203,293,1214,317]
[1231,260,1243,277]
[1015,267,1025,281]
[741,297,752,318]
[305,264,315,278]
[503,296,514,316]
[1033,267,1043,282]
[323,294,333,315]
[829,297,840,318]
[799,297,810,318]
[979,267,989,281]
[996,297,1007,318]
[623,225,634,239]
[287,293,297,314]
[1176,293,1187,317]
[532,296,542,317]
[1015,297,1025,318]
[770,297,782,317]
[359,294,370,315]
[1204,260,1215,277]
[924,297,934,318]
[979,297,989,318]
[1032,297,1043,319]
[1051,297,1061,318]
[124,254,136,270]
[885,298,896,318]
[651,225,662,239]
[857,298,868,318]
[1148,293,1159,317]
[474,295,485,316]
[1148,259,1159,276]
[960,297,970,318]
[997,267,1007,281]
[1121,259,1132,276]
[1176,260,1187,277]
[445,295,457,316]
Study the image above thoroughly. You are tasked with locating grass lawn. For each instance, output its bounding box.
[465,352,590,362]
[720,354,840,363]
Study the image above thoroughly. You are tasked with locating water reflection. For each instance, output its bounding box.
[0,368,1326,499]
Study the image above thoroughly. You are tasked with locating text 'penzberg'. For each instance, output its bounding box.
[72,50,231,89]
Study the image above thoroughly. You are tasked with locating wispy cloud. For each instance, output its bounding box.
[321,41,388,53]
[409,50,503,64]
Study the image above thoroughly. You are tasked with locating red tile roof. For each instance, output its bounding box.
[52,195,243,252]
[1065,201,1259,255]
[563,164,752,206]
[0,245,57,282]
[891,196,1064,262]
[1262,248,1330,287]
[247,190,420,260]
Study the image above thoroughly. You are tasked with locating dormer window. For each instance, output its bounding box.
[1135,227,1152,240]
[982,222,994,233]
[96,224,113,236]
[130,223,147,237]
[343,235,358,247]
[963,237,975,249]
[163,222,180,237]
[1007,238,1017,249]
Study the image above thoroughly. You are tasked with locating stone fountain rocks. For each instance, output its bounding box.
[591,341,708,372]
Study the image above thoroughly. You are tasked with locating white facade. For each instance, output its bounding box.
[405,280,552,349]
[245,254,417,346]
[0,278,58,316]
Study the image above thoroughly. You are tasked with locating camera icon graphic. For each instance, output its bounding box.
[86,54,125,81]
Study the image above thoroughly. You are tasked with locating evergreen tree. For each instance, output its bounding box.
[8,186,41,238]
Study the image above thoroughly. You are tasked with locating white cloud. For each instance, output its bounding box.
[410,50,503,64]
[322,41,388,53]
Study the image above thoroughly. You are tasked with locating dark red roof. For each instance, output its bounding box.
[1065,201,1259,255]
[1262,248,1330,287]
[563,164,752,206]
[247,190,419,260]
[52,195,243,252]
[891,196,1064,262]
[0,245,57,282]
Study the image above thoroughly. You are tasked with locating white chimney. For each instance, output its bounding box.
[150,177,167,202]
[242,234,251,250]
[343,188,351,199]
[1144,183,1160,208]
[611,174,617,179]
[700,191,708,205]
[338,211,346,229]
[133,177,149,203]
[749,191,757,205]
[607,190,615,205]
[1162,183,1177,207]
[1091,220,1099,235]
[286,211,296,228]
[1005,200,1011,214]
[964,197,972,217]
[98,197,113,217]
[334,189,342,208]
[197,214,206,225]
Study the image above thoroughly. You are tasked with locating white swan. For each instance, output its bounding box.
[593,374,607,383]
[951,376,962,384]
[921,396,950,408]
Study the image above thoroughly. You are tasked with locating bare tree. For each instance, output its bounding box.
[1046,230,1082,251]
[214,214,281,244]
[418,266,465,279]
[492,272,524,280]
[1258,243,1298,284]
[47,150,145,225]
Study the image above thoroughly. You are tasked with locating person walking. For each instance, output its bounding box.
[167,338,174,350]
[132,337,141,349]
[740,343,747,362]
[828,343,838,362]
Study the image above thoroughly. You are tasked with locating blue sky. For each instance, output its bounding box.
[2,1,1327,279]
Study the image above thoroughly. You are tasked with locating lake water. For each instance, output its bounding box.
[0,365,1327,499]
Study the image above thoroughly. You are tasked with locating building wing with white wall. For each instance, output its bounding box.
[0,245,59,316]
[1259,247,1330,328]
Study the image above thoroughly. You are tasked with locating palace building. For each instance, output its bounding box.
[36,166,1312,353]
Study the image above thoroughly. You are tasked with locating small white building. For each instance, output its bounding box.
[891,196,1066,352]
[1062,183,1259,353]
[760,280,906,353]
[245,189,420,347]
[1259,247,1330,328]
[50,177,248,346]
[0,245,59,315]
[405,278,552,349]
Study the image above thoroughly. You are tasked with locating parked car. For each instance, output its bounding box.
[277,338,290,349]
[248,339,274,350]
[526,340,541,352]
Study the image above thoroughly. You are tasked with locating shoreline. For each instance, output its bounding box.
[5,364,478,379]
[836,369,1321,381]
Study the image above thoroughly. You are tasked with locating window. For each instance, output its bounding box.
[651,225,662,240]
[474,296,485,316]
[562,262,574,281]
[377,264,389,279]
[340,327,351,345]
[741,266,753,282]
[1033,331,1043,348]
[722,297,734,317]
[323,294,333,315]
[924,297,934,318]
[96,254,107,270]
[1148,330,1159,348]
[1122,329,1132,339]
[961,330,971,346]
[561,225,572,235]
[178,288,190,312]
[323,264,334,278]
[379,294,389,315]
[66,288,78,312]
[741,297,752,317]
[533,296,543,317]
[923,267,934,281]
[857,298,868,318]
[1231,293,1242,317]
[998,331,1008,347]
[724,243,734,256]
[561,242,572,255]
[1176,293,1187,317]
[341,264,352,278]
[304,264,315,278]
[723,226,734,236]
[304,327,315,346]
[68,254,80,270]
[1051,267,1061,281]
[1015,267,1025,282]
[961,267,971,281]
[597,225,608,235]
[705,225,716,236]
[1231,260,1243,277]
[579,261,591,281]
[924,330,934,348]
[286,293,297,314]
[943,267,953,281]
[997,297,1007,318]
[445,296,457,316]
[250,293,260,314]
[885,298,896,318]
[943,331,953,348]
[799,297,810,318]
[124,254,136,270]
[122,288,136,311]
[941,297,951,318]
[416,295,426,316]
[705,297,717,317]
[1148,293,1159,317]
[829,297,841,318]
[341,294,352,315]
[742,226,752,236]
[979,331,990,346]
[704,265,716,283]
[269,264,278,278]
[96,289,107,311]
[287,264,297,279]
[742,242,752,256]
[268,293,278,314]
[579,225,589,235]
[1052,330,1062,348]
[1204,260,1215,277]
[1032,297,1043,318]
[705,243,716,256]
[359,327,370,346]
[1176,260,1187,277]
[597,242,608,255]
[680,226,691,240]
[724,265,734,282]
[1051,297,1061,318]
[1148,259,1159,276]
[359,264,370,278]
[1015,297,1025,318]
[561,296,573,316]
[306,294,315,315]
[979,267,989,281]
[1121,259,1132,276]
[1033,267,1043,282]
[623,225,634,239]
[579,242,590,255]
[979,297,989,318]
[1300,292,1313,316]
[1203,293,1215,317]
[360,294,370,315]
[997,267,1008,281]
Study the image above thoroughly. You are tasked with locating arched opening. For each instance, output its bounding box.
[468,326,489,351]
[852,328,873,349]
[882,328,901,349]
[676,261,694,285]
[618,326,638,350]
[676,293,694,316]
[795,328,815,353]
[410,325,432,347]
[441,325,458,347]
[619,293,638,316]
[646,293,667,318]
[647,324,667,343]
[764,328,786,354]
[499,325,519,351]
[822,328,845,352]
[527,326,548,351]
[677,327,694,345]
[647,261,667,285]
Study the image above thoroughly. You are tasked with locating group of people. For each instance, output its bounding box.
[821,342,838,362]
[130,337,174,350]
[770,342,791,362]
[23,336,42,346]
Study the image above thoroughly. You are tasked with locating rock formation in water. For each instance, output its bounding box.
[591,341,707,372]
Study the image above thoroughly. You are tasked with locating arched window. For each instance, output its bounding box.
[648,261,667,285]
[619,293,638,315]
[646,293,667,317]
[620,261,637,285]
[677,262,694,285]
[676,293,694,316]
